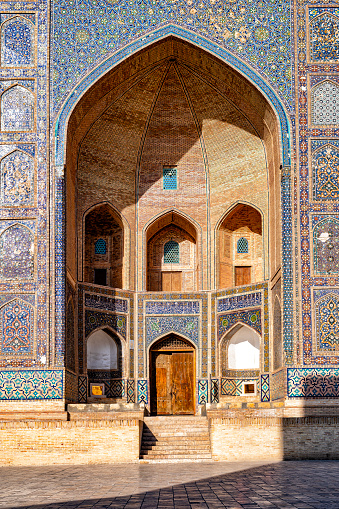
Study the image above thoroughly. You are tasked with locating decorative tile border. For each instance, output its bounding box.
[137,379,148,404]
[0,370,63,401]
[198,379,208,405]
[287,368,339,398]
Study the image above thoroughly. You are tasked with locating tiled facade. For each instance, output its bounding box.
[0,0,339,414]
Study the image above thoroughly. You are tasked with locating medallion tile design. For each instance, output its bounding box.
[312,216,339,274]
[146,316,199,346]
[0,370,63,400]
[85,310,126,339]
[221,378,236,396]
[0,224,34,280]
[145,300,199,315]
[0,150,34,206]
[311,80,339,125]
[288,368,339,398]
[137,379,148,404]
[52,0,292,113]
[312,141,339,201]
[0,298,33,355]
[217,292,261,313]
[314,290,339,352]
[309,8,339,62]
[1,85,34,131]
[260,374,270,402]
[1,16,34,67]
[218,309,261,339]
[198,379,208,404]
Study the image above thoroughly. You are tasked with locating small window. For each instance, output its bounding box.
[243,382,256,395]
[94,268,107,286]
[95,238,107,255]
[237,237,248,254]
[164,241,179,263]
[163,167,177,190]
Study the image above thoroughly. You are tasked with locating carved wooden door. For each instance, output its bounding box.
[152,352,172,415]
[171,352,194,415]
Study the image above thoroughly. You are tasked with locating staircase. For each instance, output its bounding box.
[139,416,212,462]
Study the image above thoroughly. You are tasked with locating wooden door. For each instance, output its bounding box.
[171,352,194,415]
[161,271,182,291]
[151,352,172,415]
[151,350,194,415]
[235,266,251,286]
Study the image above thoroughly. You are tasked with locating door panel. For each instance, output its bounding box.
[171,352,194,415]
[161,271,182,291]
[151,352,172,415]
[235,266,251,286]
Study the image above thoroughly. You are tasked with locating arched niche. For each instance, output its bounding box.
[311,80,339,125]
[217,204,263,289]
[1,16,34,67]
[84,204,124,288]
[220,324,261,373]
[313,217,339,275]
[0,224,34,280]
[1,85,34,131]
[146,211,197,292]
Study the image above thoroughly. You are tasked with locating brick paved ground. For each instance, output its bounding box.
[0,460,338,509]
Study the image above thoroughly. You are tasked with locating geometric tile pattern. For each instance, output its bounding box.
[0,224,34,281]
[127,379,135,403]
[137,379,148,404]
[218,309,261,339]
[260,374,270,402]
[0,150,34,206]
[311,80,339,125]
[313,216,339,274]
[146,316,199,346]
[0,298,33,355]
[52,0,292,114]
[0,370,63,400]
[210,378,219,404]
[78,375,87,403]
[85,310,126,339]
[309,9,339,62]
[1,16,34,67]
[1,85,34,131]
[287,368,339,398]
[198,379,208,404]
[315,291,339,351]
[312,141,339,200]
[221,378,236,396]
[85,293,128,313]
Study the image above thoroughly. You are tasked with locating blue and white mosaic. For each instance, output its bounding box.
[312,141,339,201]
[145,300,200,315]
[309,8,339,62]
[0,150,34,206]
[85,310,126,339]
[146,316,199,346]
[0,298,33,355]
[0,15,35,67]
[1,84,34,131]
[314,289,339,352]
[218,309,261,339]
[288,368,339,398]
[85,293,128,314]
[0,370,63,400]
[311,80,339,126]
[217,292,261,313]
[0,223,34,280]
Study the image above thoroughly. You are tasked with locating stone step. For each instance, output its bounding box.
[140,448,210,455]
[142,439,210,446]
[141,442,211,450]
[142,431,209,438]
[140,453,212,460]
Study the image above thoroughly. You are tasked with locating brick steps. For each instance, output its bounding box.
[139,416,212,461]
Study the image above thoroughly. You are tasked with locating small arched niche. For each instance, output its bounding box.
[84,204,124,288]
[218,204,263,289]
[87,329,120,370]
[146,211,197,292]
[224,324,260,370]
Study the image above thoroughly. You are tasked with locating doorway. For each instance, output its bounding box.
[150,334,195,415]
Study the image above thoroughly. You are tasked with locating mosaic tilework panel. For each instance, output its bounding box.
[1,85,34,132]
[0,370,63,401]
[78,375,87,403]
[0,150,34,206]
[65,370,78,403]
[314,289,339,354]
[0,298,34,356]
[146,316,199,346]
[94,379,125,399]
[312,216,339,274]
[198,379,208,405]
[287,368,339,398]
[218,309,261,339]
[311,80,339,125]
[0,222,34,281]
[145,300,200,315]
[217,292,262,313]
[223,369,260,378]
[85,293,128,313]
[312,141,339,201]
[85,310,126,339]
[0,15,35,67]
[260,374,270,402]
[221,378,236,396]
[271,369,286,401]
[309,8,339,62]
[52,0,292,113]
[137,379,148,404]
[127,379,135,403]
[210,378,219,404]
